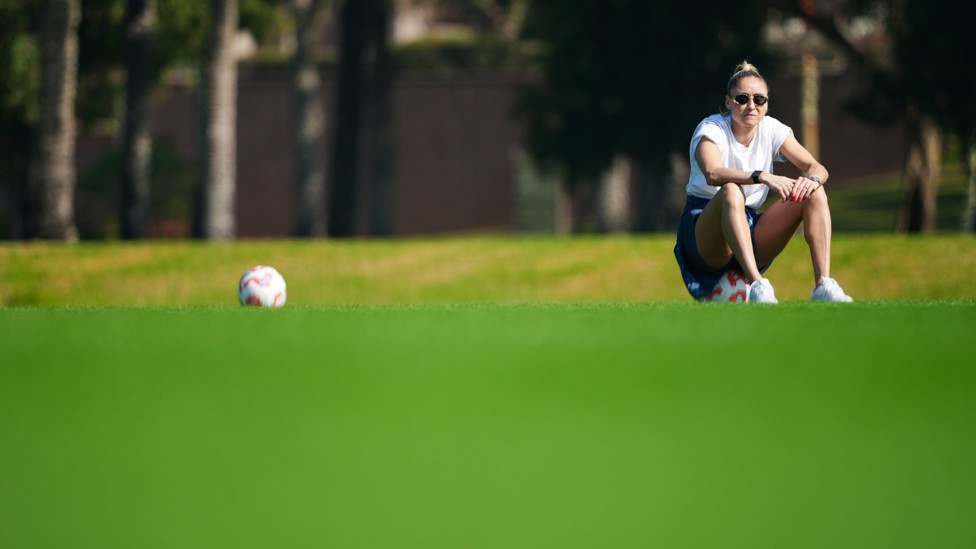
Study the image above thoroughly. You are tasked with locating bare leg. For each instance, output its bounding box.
[755,187,832,286]
[695,184,763,283]
[803,190,832,286]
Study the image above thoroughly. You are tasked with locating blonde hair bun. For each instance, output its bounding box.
[725,60,766,96]
[734,60,760,75]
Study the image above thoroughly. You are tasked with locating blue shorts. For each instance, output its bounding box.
[673,195,771,300]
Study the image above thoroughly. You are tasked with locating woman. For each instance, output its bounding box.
[673,61,853,303]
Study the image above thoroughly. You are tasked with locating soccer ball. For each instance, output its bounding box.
[238,265,287,307]
[701,269,749,303]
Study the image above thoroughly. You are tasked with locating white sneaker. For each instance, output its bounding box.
[811,277,854,302]
[748,278,778,304]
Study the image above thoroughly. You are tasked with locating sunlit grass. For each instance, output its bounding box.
[2,234,975,306]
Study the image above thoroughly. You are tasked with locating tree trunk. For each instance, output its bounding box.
[896,110,941,234]
[194,0,238,240]
[566,179,598,233]
[290,0,327,237]
[328,0,369,237]
[4,130,33,240]
[962,130,976,232]
[632,157,672,233]
[553,182,572,235]
[598,157,631,233]
[366,0,393,237]
[120,0,155,239]
[800,53,820,159]
[28,0,80,241]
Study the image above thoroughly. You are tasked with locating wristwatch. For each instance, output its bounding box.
[751,170,763,184]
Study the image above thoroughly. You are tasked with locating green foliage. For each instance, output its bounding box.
[389,0,532,72]
[789,0,976,140]
[892,0,976,137]
[241,0,291,47]
[395,32,536,72]
[77,0,126,129]
[451,0,522,33]
[2,34,40,120]
[155,1,208,69]
[0,1,40,182]
[154,0,291,69]
[515,0,773,184]
[0,0,293,136]
[74,0,292,128]
[74,138,196,239]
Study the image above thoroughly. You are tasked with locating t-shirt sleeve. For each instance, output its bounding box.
[770,117,792,163]
[690,119,727,159]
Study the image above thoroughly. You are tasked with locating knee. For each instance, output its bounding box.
[806,186,829,210]
[718,183,745,208]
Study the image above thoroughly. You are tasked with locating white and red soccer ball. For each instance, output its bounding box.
[702,269,749,303]
[238,265,287,307]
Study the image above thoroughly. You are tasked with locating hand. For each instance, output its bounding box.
[790,176,821,203]
[759,173,797,202]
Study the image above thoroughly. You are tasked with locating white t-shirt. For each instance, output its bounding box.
[686,113,793,208]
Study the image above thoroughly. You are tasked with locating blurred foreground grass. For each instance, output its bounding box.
[2,303,975,548]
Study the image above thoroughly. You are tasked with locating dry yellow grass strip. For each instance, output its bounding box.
[1,235,974,306]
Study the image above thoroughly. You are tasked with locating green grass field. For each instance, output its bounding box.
[1,303,975,548]
[2,235,975,547]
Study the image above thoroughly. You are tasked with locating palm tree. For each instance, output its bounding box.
[365,0,393,237]
[194,0,238,240]
[328,0,393,237]
[28,0,81,240]
[964,130,976,232]
[290,0,329,237]
[120,0,156,239]
[327,0,367,237]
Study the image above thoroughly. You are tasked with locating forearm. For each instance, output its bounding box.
[704,166,757,187]
[803,163,829,184]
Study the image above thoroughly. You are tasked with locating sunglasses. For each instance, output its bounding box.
[732,93,768,106]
